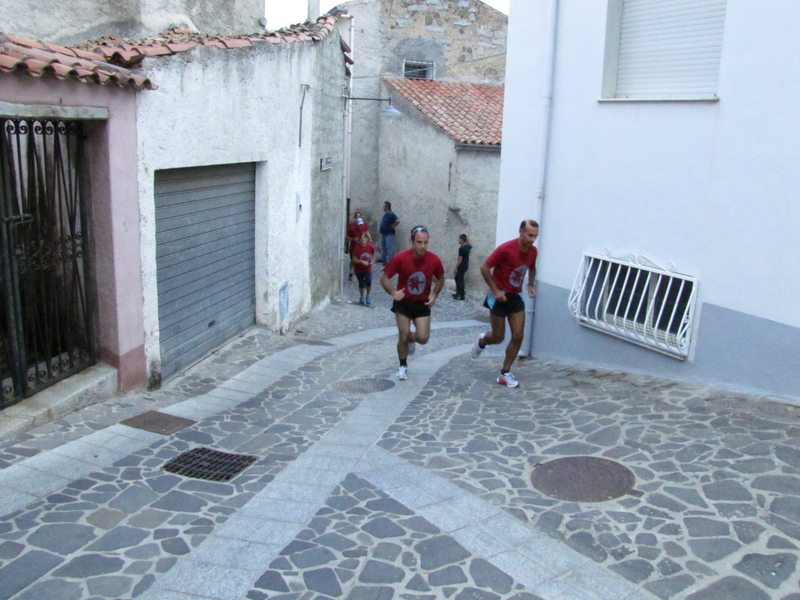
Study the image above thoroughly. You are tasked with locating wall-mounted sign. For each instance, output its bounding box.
[320,157,332,171]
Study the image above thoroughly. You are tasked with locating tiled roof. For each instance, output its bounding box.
[0,16,340,91]
[0,33,156,90]
[74,16,339,68]
[384,78,504,146]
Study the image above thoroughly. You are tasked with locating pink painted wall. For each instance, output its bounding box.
[0,76,147,390]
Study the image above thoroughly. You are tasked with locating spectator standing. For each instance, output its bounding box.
[378,201,400,264]
[452,233,472,300]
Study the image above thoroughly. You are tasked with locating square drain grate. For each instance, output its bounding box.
[330,377,395,394]
[121,410,196,435]
[163,447,257,482]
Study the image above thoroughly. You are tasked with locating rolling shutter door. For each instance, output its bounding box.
[155,163,255,380]
[615,0,727,99]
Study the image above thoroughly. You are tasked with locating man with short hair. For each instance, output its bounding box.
[378,201,400,264]
[381,225,445,380]
[471,220,539,388]
[452,233,472,300]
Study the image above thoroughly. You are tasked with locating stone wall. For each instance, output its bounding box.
[0,0,265,45]
[335,0,507,241]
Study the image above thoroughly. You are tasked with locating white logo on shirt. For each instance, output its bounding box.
[509,266,528,288]
[407,271,427,295]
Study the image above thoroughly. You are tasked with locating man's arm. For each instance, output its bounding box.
[392,216,400,230]
[426,272,445,307]
[380,271,405,301]
[480,262,506,302]
[527,266,536,298]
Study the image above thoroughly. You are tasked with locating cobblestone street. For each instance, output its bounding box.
[1,269,798,600]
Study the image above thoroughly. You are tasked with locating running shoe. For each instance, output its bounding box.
[497,371,519,388]
[471,333,485,359]
[365,295,371,305]
[396,365,408,380]
[359,297,365,305]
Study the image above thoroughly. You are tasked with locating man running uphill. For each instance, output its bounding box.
[472,220,540,388]
[381,225,445,381]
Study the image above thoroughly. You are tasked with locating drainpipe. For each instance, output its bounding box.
[338,12,355,299]
[521,0,559,357]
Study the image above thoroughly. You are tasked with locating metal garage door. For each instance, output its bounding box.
[155,163,255,380]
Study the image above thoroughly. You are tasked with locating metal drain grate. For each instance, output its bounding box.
[121,410,196,435]
[163,447,257,482]
[330,377,395,394]
[531,456,636,502]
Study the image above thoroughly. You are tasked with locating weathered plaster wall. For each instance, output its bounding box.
[0,77,146,390]
[0,0,265,45]
[377,86,499,289]
[135,36,345,378]
[335,0,507,238]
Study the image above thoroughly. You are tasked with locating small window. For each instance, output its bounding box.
[404,60,435,80]
[568,253,697,359]
[601,0,727,100]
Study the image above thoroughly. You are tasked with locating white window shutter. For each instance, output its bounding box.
[615,0,727,99]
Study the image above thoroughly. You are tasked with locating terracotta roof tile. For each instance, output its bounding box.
[383,78,504,146]
[0,32,157,89]
[0,14,343,92]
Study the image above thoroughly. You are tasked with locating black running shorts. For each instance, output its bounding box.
[484,292,525,318]
[392,299,431,320]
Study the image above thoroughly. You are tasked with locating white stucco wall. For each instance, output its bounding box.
[499,0,800,398]
[135,37,345,377]
[502,0,800,328]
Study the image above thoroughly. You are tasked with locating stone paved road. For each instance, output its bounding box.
[0,269,798,600]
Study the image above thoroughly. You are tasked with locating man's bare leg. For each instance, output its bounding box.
[395,313,413,361]
[502,310,526,372]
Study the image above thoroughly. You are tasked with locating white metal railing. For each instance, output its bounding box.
[567,251,698,360]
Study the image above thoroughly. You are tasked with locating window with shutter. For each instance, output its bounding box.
[602,0,727,100]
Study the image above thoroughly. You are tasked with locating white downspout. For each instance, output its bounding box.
[338,12,355,299]
[521,0,558,357]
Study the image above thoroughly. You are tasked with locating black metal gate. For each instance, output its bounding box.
[0,118,95,410]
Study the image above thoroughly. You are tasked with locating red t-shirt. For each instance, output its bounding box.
[350,243,374,274]
[384,249,445,302]
[486,238,538,294]
[347,222,369,252]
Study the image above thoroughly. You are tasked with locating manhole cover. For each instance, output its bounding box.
[294,339,335,346]
[531,456,636,502]
[121,410,195,435]
[163,447,257,482]
[330,377,395,394]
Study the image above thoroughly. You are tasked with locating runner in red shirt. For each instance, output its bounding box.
[471,219,539,388]
[380,225,445,381]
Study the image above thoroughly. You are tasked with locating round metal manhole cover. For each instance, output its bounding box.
[531,456,636,502]
[330,377,395,394]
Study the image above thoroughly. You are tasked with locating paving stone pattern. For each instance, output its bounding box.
[0,267,799,600]
[377,354,800,599]
[244,473,545,600]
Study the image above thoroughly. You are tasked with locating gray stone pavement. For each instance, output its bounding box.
[0,266,799,600]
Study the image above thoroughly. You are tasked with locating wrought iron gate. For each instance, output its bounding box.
[0,118,95,410]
